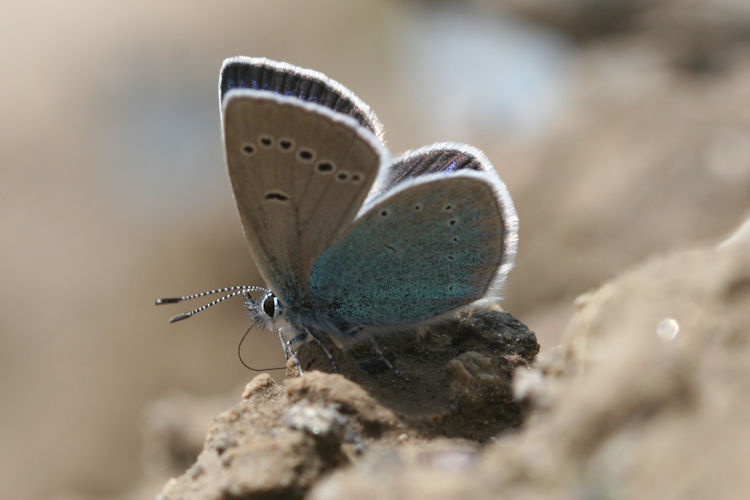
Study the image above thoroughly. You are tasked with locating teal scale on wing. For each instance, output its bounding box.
[309,174,506,327]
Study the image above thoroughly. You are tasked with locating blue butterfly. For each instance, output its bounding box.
[158,57,518,371]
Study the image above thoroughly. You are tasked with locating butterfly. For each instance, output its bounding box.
[158,57,518,371]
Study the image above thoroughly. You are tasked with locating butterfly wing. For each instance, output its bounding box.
[220,57,384,140]
[365,142,498,204]
[221,59,388,307]
[310,146,518,329]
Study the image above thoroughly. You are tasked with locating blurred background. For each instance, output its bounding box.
[2,1,749,498]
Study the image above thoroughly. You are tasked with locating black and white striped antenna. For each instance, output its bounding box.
[155,285,270,323]
[156,285,286,371]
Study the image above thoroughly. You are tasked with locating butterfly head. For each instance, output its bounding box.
[245,289,287,332]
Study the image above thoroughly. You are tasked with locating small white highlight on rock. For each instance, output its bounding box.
[657,318,679,341]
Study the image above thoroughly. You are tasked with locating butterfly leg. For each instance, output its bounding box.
[366,334,410,382]
[308,330,340,373]
[282,330,309,376]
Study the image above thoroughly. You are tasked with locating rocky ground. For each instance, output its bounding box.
[132,215,749,499]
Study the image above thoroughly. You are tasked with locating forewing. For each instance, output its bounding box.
[222,89,386,304]
[310,170,515,328]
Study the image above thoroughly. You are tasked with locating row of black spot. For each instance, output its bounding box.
[377,200,462,264]
[378,201,457,221]
[242,134,365,184]
[241,134,310,161]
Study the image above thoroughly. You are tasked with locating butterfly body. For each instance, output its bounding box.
[219,57,518,351]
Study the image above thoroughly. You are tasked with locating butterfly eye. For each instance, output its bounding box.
[261,294,281,318]
[259,135,274,147]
